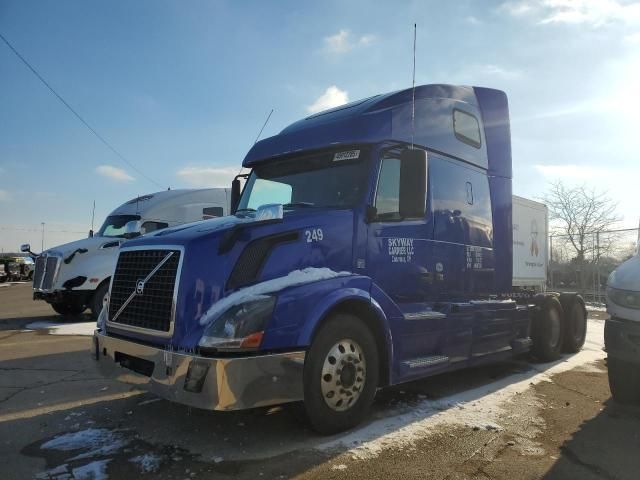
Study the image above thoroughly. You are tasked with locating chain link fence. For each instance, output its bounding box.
[549,227,639,303]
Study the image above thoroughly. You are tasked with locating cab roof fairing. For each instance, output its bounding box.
[109,188,229,217]
[242,84,495,170]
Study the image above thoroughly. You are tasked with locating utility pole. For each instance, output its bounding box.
[41,222,45,251]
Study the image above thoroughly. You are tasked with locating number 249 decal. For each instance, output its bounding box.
[305,228,324,243]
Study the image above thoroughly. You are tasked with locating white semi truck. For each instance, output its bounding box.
[23,188,230,319]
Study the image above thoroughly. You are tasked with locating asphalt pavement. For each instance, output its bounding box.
[1,283,639,480]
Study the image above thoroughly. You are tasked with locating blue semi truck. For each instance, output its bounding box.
[93,85,587,433]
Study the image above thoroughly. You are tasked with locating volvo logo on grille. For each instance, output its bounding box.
[110,250,175,324]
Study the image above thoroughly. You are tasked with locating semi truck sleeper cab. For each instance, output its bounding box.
[93,84,587,434]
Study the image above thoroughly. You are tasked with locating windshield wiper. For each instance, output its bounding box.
[283,202,316,209]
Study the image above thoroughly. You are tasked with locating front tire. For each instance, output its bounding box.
[303,313,379,434]
[608,357,640,404]
[51,301,86,316]
[90,282,110,319]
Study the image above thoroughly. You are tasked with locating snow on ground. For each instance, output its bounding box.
[129,453,162,473]
[318,319,606,460]
[585,302,607,312]
[41,428,128,458]
[24,320,96,336]
[71,459,110,480]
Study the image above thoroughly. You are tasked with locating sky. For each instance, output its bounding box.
[1,0,639,252]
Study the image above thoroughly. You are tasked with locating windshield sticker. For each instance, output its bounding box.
[333,150,360,162]
[388,238,414,263]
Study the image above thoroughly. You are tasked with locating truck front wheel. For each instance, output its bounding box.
[608,357,640,404]
[90,282,110,319]
[51,301,86,316]
[303,313,379,434]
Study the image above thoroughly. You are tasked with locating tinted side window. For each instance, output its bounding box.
[374,158,401,220]
[453,109,481,148]
[203,206,224,218]
[141,221,168,234]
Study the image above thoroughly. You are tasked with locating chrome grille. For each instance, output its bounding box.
[33,254,60,291]
[33,256,45,288]
[108,249,181,333]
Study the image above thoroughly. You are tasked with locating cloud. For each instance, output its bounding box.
[534,164,605,179]
[624,31,640,44]
[0,189,10,202]
[498,1,534,16]
[96,165,135,182]
[478,64,522,79]
[324,29,376,54]
[464,15,482,25]
[176,166,238,187]
[499,0,640,27]
[306,86,349,114]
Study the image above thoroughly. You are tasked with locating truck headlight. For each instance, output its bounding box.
[198,296,276,351]
[607,287,640,310]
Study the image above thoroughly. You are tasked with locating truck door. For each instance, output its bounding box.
[366,149,450,369]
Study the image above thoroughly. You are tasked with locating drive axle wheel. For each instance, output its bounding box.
[531,296,565,362]
[303,313,379,434]
[559,294,587,353]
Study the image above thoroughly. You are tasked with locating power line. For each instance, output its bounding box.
[0,32,163,189]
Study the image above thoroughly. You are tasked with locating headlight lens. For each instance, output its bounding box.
[607,287,640,310]
[198,296,276,351]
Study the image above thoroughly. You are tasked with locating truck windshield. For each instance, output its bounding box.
[97,215,141,237]
[237,149,369,212]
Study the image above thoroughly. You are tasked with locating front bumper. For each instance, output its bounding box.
[93,331,306,411]
[34,289,91,304]
[605,316,640,364]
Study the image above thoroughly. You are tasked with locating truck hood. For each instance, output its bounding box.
[42,236,123,258]
[608,254,640,291]
[110,209,357,348]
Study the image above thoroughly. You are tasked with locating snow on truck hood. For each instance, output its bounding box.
[199,267,351,326]
[608,254,640,292]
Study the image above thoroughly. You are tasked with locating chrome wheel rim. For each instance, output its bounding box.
[320,339,366,412]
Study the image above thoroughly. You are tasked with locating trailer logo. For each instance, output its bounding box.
[136,279,145,295]
[530,219,539,257]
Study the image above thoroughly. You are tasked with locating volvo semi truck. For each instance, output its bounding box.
[93,85,587,434]
[23,188,230,319]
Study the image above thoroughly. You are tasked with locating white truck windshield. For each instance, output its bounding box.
[98,215,141,237]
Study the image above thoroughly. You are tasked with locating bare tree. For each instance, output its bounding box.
[544,181,622,291]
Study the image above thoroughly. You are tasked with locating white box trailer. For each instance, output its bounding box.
[512,195,548,291]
